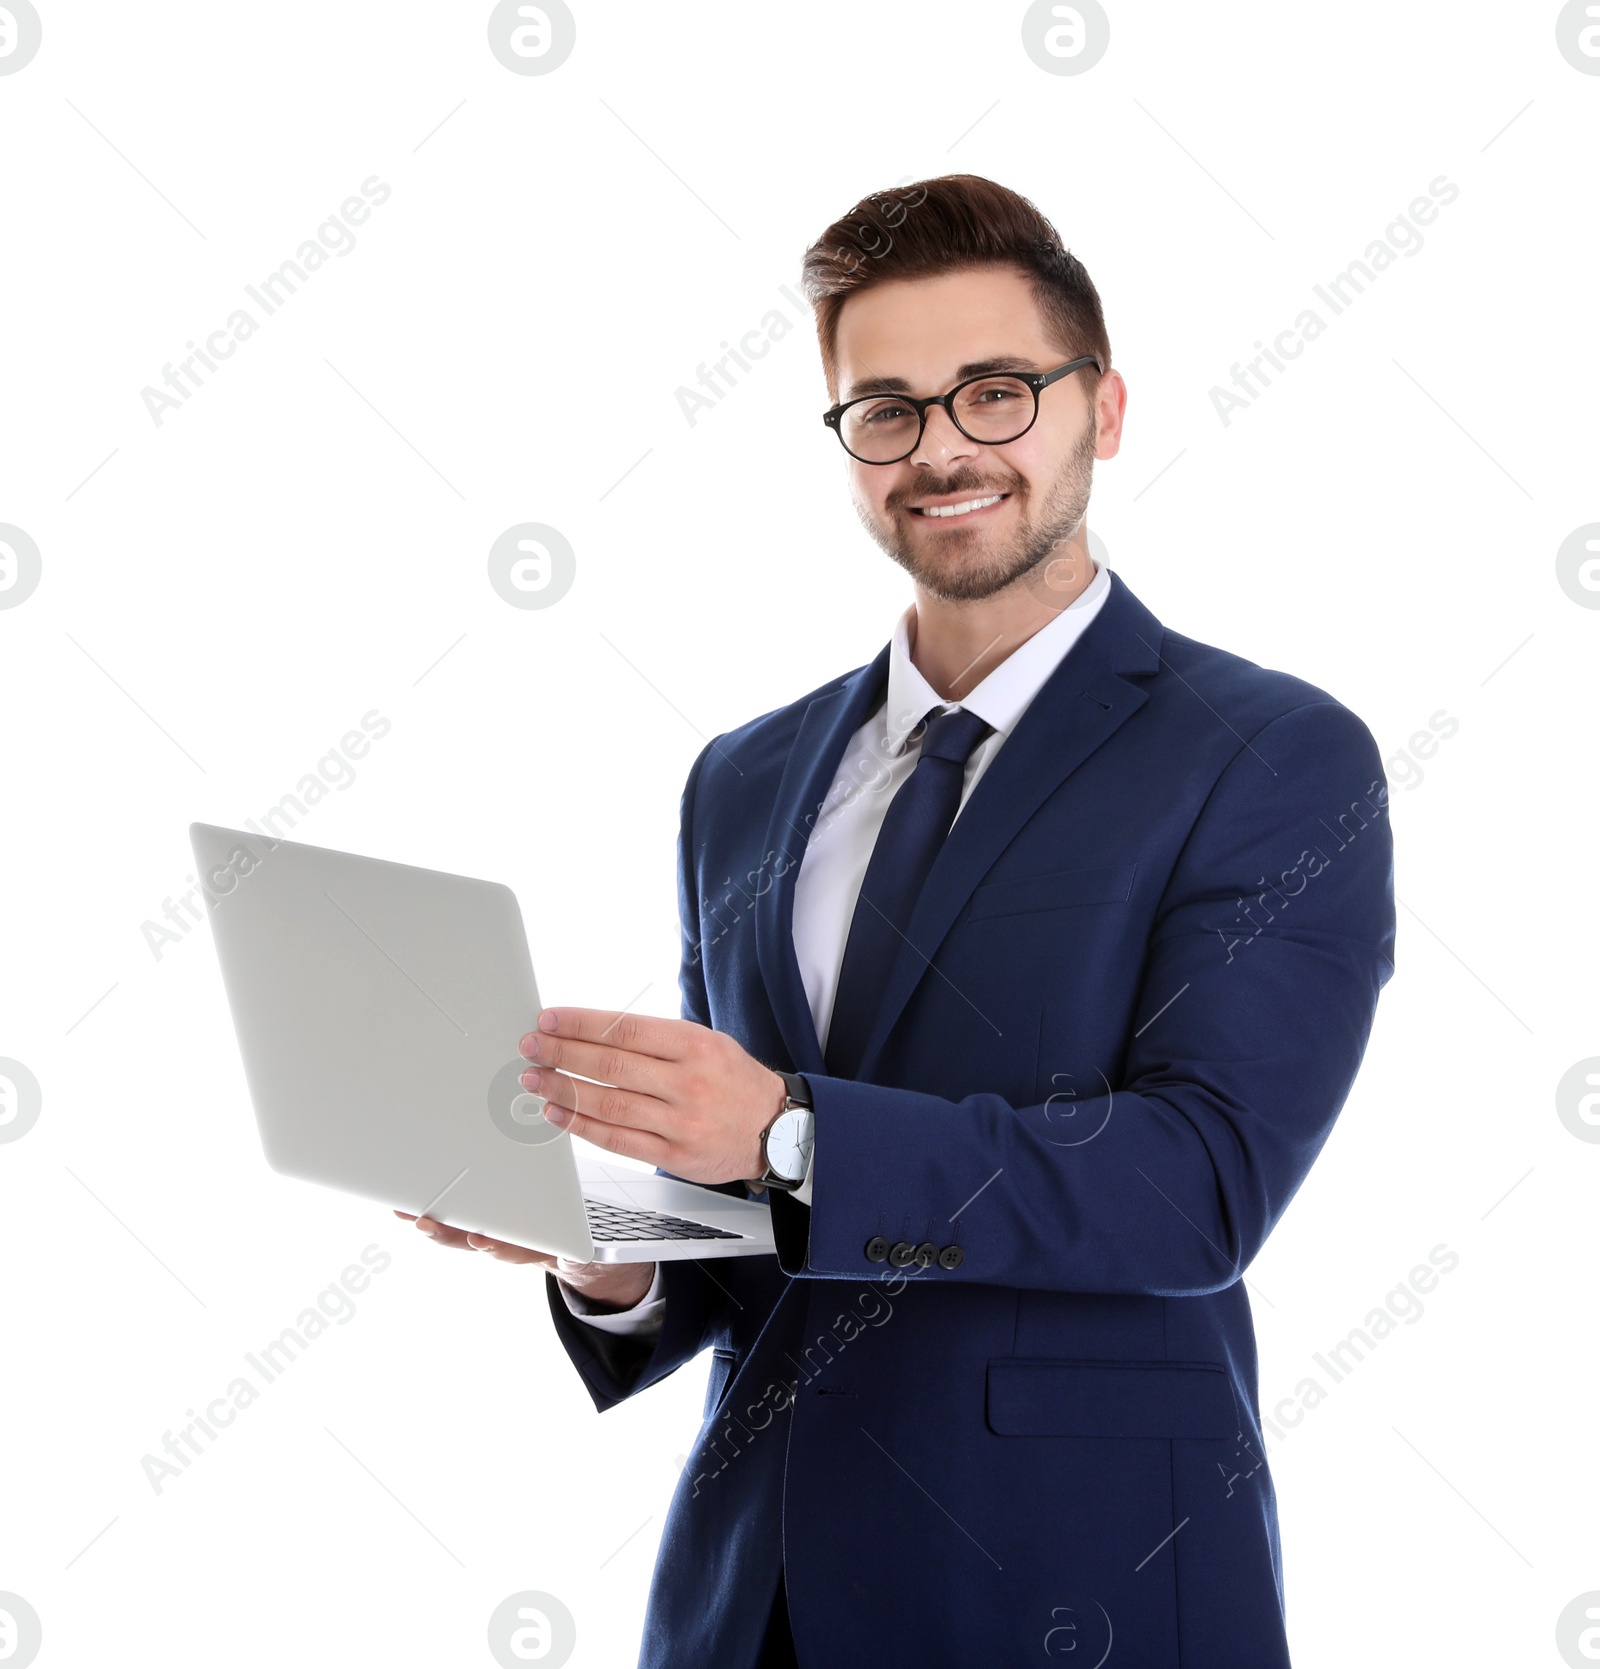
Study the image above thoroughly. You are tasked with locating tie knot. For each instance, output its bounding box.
[916,704,993,765]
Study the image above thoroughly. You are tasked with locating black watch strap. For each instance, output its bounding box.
[774,1069,813,1109]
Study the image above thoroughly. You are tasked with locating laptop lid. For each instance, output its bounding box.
[189,823,599,1259]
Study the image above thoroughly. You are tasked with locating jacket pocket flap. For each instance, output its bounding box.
[986,1358,1237,1439]
[967,862,1136,921]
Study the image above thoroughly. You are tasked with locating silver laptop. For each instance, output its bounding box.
[188,823,775,1262]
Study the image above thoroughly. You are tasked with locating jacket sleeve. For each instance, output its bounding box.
[768,700,1397,1294]
[544,737,734,1411]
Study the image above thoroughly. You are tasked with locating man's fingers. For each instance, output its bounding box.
[405,1214,555,1264]
[520,1035,670,1100]
[410,1215,487,1250]
[399,1210,636,1281]
[465,1232,549,1265]
[521,1008,703,1072]
[555,1107,671,1168]
[527,1067,664,1132]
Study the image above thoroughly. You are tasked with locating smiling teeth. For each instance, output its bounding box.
[916,494,1004,518]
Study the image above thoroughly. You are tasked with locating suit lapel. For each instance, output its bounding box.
[852,570,1165,1080]
[753,569,1166,1083]
[754,644,892,1075]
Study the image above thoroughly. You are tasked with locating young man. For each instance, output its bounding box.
[406,175,1396,1668]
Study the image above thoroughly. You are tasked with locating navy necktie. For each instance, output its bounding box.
[824,704,994,1080]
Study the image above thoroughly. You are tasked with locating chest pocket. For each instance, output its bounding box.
[965,862,1136,922]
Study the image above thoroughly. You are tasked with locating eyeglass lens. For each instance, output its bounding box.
[841,376,1035,462]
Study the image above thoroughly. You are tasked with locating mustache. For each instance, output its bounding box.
[888,473,1020,508]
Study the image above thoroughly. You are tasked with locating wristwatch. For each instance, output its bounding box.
[756,1069,815,1193]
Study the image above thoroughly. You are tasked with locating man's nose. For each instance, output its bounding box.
[909,401,979,467]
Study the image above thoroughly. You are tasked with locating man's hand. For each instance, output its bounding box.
[393,1211,656,1311]
[518,1008,786,1186]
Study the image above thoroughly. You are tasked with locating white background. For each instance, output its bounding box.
[1,3,1596,1665]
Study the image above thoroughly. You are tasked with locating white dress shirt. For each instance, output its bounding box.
[561,561,1113,1336]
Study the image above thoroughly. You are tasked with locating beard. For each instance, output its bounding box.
[854,419,1098,603]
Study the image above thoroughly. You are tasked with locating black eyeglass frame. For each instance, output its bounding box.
[822,355,1104,464]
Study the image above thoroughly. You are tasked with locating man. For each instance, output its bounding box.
[405,174,1396,1667]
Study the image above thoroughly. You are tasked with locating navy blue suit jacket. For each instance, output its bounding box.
[547,569,1395,1668]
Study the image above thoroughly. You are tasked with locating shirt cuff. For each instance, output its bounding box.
[792,1143,815,1208]
[557,1263,666,1337]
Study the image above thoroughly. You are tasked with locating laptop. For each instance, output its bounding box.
[188,823,775,1262]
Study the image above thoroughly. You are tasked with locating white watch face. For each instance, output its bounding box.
[766,1108,815,1182]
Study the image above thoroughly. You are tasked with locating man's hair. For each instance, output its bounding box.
[800,174,1111,406]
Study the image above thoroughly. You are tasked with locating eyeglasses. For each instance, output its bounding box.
[822,356,1104,464]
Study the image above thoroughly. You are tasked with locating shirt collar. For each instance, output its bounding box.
[883,559,1112,756]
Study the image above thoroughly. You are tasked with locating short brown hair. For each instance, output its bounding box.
[800,174,1111,405]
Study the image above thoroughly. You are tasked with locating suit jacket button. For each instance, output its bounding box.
[915,1242,939,1269]
[937,1244,964,1270]
[864,1236,890,1263]
[889,1241,917,1267]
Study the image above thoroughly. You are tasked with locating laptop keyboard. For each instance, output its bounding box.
[583,1196,744,1242]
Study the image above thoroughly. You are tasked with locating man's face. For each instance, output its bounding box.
[831,265,1123,603]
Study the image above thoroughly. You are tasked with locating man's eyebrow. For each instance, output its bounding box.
[842,355,1042,400]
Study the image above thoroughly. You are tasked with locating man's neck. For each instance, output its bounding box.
[907,548,1098,702]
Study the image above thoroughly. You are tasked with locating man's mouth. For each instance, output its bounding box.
[907,493,1010,520]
